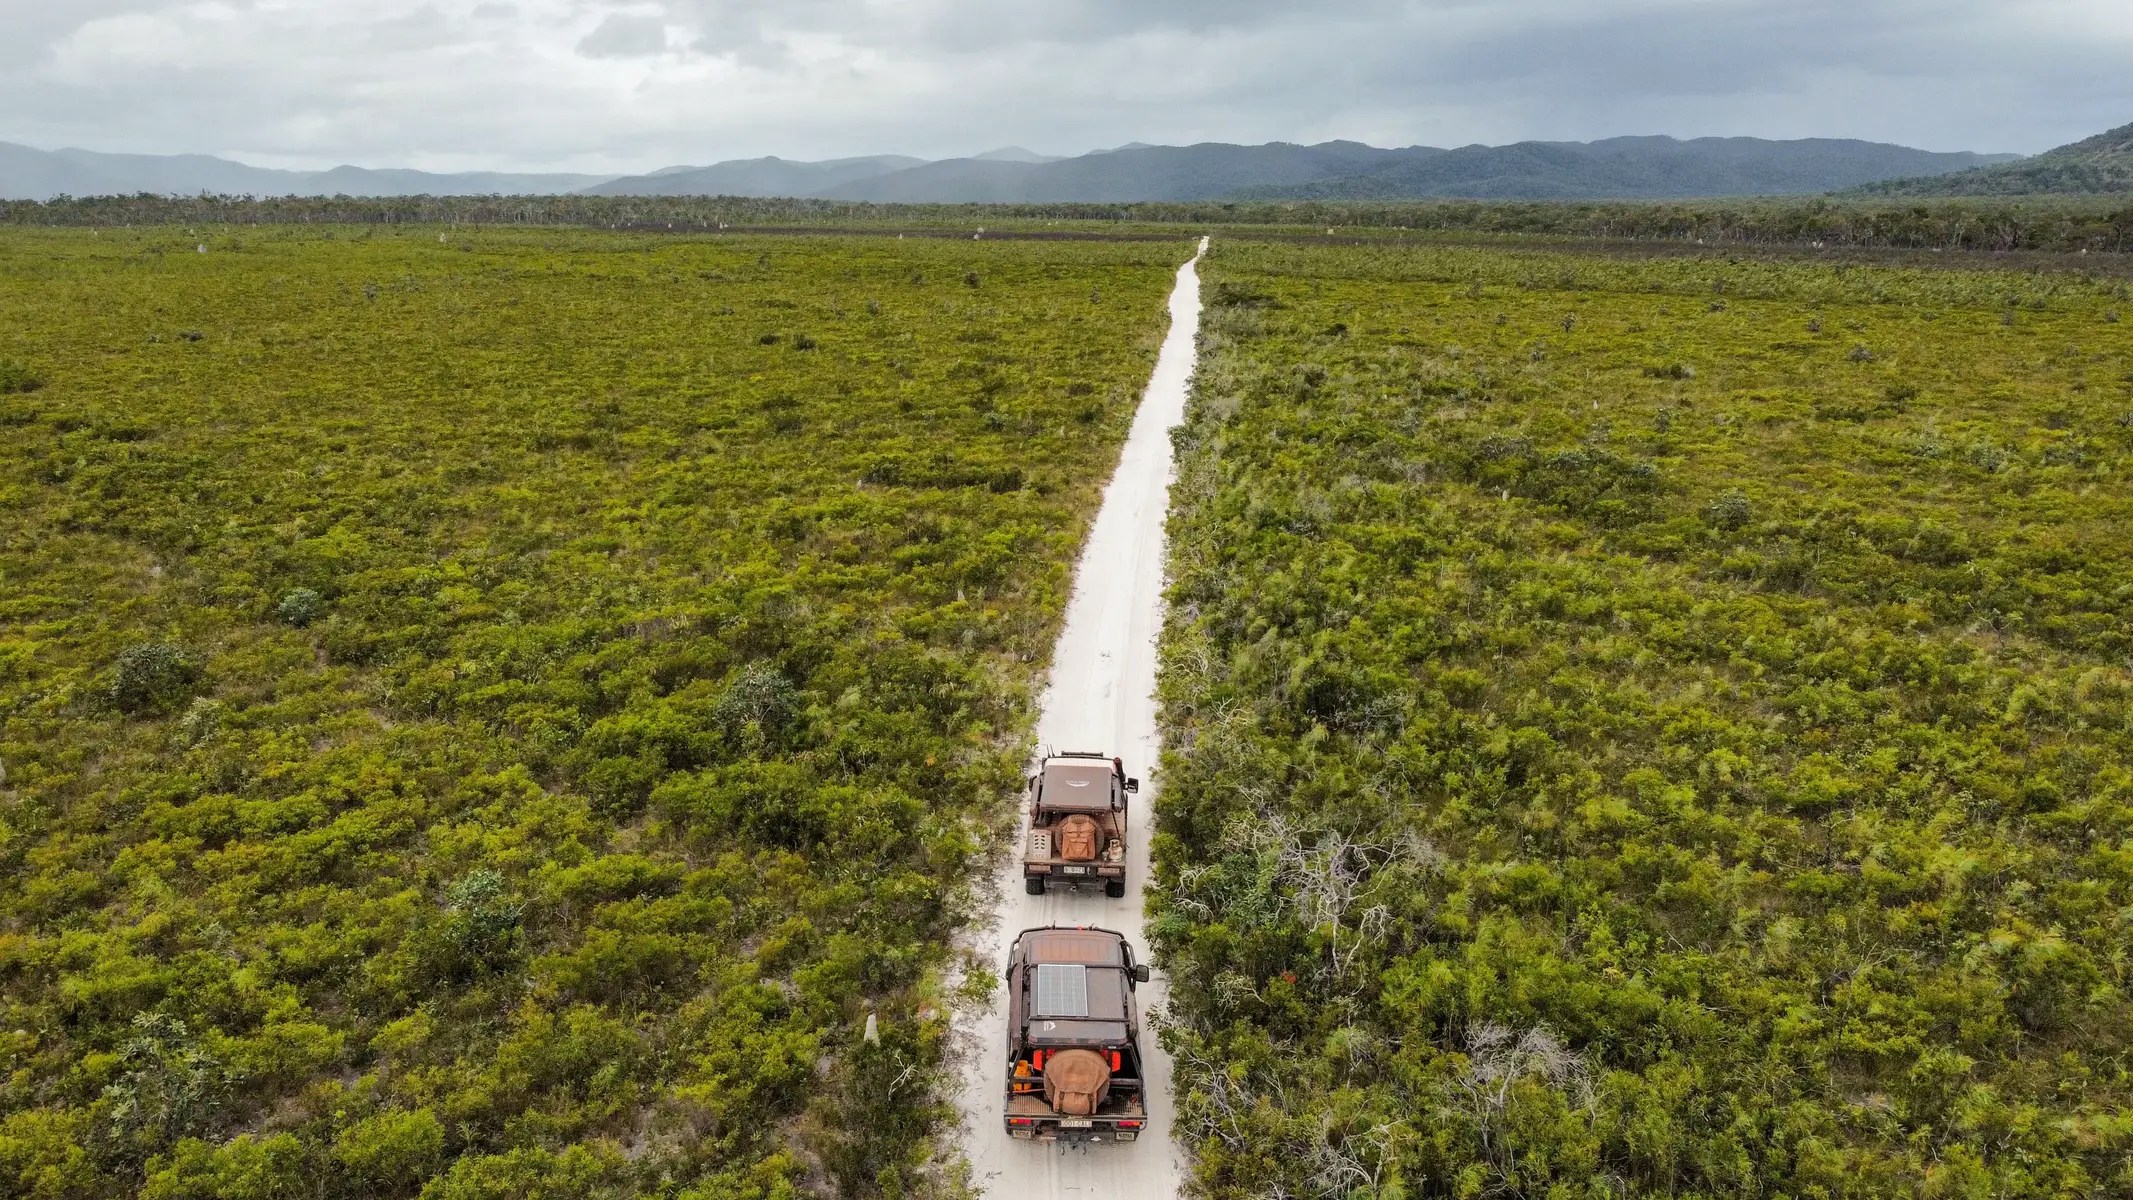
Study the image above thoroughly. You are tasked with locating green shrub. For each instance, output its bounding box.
[332,1108,446,1193]
[712,661,799,738]
[0,358,42,393]
[273,587,324,626]
[96,1014,230,1164]
[1705,489,1753,529]
[108,642,201,713]
[441,869,523,976]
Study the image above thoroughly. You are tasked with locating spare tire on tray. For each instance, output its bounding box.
[1042,1048,1113,1116]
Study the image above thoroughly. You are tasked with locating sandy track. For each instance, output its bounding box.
[946,238,1206,1200]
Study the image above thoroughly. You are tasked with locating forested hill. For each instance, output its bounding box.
[4,136,2016,204]
[0,141,616,203]
[764,137,2013,203]
[581,156,925,198]
[1223,137,2019,202]
[1852,120,2133,196]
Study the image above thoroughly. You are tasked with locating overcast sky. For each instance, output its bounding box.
[1,0,2127,173]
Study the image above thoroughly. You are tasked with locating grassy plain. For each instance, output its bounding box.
[0,225,1186,1198]
[1154,240,2133,1196]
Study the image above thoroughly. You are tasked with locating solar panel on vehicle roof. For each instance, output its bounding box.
[1032,963,1089,1018]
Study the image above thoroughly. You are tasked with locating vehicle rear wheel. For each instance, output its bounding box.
[1025,878,1046,896]
[1105,879,1126,899]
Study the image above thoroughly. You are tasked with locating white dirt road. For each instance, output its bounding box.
[946,238,1207,1200]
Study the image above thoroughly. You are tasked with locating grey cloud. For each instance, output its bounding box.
[578,13,669,58]
[0,1,163,69]
[0,0,2123,171]
[661,0,1373,57]
[368,6,456,53]
[1404,0,1983,92]
[1307,0,2128,150]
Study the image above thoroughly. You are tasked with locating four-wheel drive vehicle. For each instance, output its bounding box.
[1003,926,1152,1143]
[1023,753,1138,897]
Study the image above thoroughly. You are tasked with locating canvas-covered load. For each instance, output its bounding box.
[1036,759,1118,812]
[1042,1048,1113,1116]
[1056,814,1100,861]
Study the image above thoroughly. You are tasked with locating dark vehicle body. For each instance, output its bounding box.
[1003,926,1151,1143]
[1023,752,1138,897]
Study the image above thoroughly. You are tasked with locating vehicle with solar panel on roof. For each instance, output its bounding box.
[1022,752,1138,898]
[1002,925,1152,1142]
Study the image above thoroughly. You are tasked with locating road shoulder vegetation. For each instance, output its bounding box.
[0,225,1185,1199]
[1153,237,2133,1197]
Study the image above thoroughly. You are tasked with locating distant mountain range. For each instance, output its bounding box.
[583,155,923,198]
[0,136,2028,204]
[588,138,2018,203]
[0,142,613,202]
[818,141,1411,202]
[1228,137,2021,201]
[1849,120,2133,196]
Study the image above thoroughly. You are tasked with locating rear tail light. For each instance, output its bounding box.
[1117,1120,1143,1129]
[1008,1118,1034,1126]
[1110,1052,1121,1071]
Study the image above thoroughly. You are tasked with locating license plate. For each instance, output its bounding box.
[1061,866,1089,875]
[1059,1119,1092,1129]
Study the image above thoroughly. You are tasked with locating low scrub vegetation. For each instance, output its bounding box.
[1153,238,2133,1196]
[0,225,1183,1197]
[11,193,2133,254]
